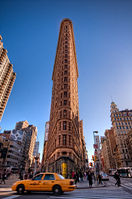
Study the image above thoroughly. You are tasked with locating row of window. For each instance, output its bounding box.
[113,117,132,121]
[59,134,72,146]
[122,148,128,153]
[118,131,127,134]
[60,91,68,98]
[60,100,69,106]
[116,126,131,130]
[113,113,132,117]
[115,122,132,126]
[60,109,70,119]
[59,121,72,131]
[7,155,19,161]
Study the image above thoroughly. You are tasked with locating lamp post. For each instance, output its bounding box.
[93,131,100,179]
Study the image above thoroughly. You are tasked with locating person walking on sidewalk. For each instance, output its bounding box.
[114,171,121,187]
[98,173,103,185]
[1,171,6,184]
[87,171,93,188]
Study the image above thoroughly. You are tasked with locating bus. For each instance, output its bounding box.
[117,167,132,178]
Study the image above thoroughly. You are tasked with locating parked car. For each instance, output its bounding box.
[12,173,76,195]
[100,172,109,181]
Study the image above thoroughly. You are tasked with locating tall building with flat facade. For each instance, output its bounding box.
[41,121,49,171]
[126,130,132,161]
[100,128,116,172]
[0,36,16,121]
[15,121,37,170]
[0,121,37,171]
[43,19,86,176]
[33,141,39,157]
[111,102,132,168]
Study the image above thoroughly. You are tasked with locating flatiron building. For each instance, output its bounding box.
[43,19,87,177]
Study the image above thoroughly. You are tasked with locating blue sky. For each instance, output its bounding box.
[0,0,132,162]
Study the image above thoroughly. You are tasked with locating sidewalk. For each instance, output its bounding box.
[76,178,105,189]
[0,174,19,192]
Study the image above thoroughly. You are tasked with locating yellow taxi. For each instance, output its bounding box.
[12,173,76,195]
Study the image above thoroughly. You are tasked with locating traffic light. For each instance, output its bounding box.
[94,155,97,161]
[89,162,93,167]
[92,155,94,161]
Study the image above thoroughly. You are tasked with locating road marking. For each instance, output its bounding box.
[50,197,85,199]
[2,195,20,199]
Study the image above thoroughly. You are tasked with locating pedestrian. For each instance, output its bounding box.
[1,171,6,184]
[87,171,93,188]
[98,174,102,184]
[74,171,79,184]
[19,171,23,180]
[29,172,33,179]
[79,170,83,182]
[72,171,75,179]
[114,171,121,187]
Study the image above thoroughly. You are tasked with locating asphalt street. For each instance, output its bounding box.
[0,177,132,199]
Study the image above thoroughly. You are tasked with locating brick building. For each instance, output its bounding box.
[0,35,16,121]
[42,19,87,177]
[110,102,132,167]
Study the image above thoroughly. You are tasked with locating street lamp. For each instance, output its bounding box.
[93,131,100,178]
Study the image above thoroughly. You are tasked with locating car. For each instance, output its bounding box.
[100,172,109,181]
[12,172,76,195]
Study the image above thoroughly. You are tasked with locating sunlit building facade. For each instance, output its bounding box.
[110,102,132,167]
[0,35,16,121]
[43,19,87,177]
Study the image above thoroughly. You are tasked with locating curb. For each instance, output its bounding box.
[76,185,106,189]
[0,188,12,192]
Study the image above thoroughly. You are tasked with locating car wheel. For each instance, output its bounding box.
[53,185,62,195]
[17,184,25,194]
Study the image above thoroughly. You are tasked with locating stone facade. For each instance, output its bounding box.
[101,128,116,173]
[126,130,132,162]
[0,121,37,171]
[0,36,16,121]
[110,102,132,168]
[42,19,87,177]
[101,136,110,173]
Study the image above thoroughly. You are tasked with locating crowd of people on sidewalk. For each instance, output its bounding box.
[71,169,104,188]
[71,169,121,188]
